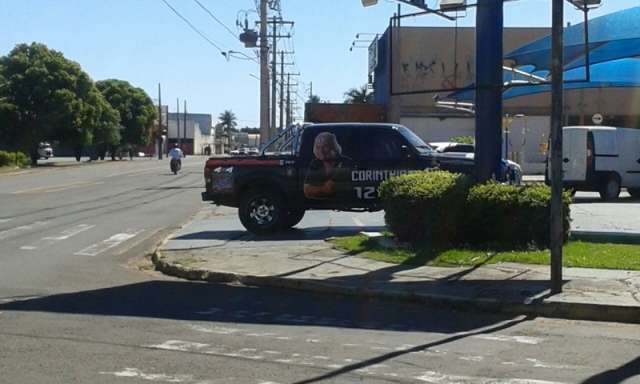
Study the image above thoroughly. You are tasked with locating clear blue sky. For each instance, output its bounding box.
[0,0,635,127]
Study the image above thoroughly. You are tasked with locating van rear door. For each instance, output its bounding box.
[620,128,640,188]
[563,127,588,182]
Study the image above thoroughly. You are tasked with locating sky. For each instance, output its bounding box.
[0,0,636,127]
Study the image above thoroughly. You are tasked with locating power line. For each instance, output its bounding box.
[193,0,239,39]
[160,0,226,54]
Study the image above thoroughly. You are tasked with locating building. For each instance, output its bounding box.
[371,15,640,173]
[167,113,214,155]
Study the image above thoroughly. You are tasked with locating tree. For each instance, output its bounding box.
[307,94,321,104]
[0,43,120,164]
[96,79,156,148]
[344,85,373,104]
[218,110,237,135]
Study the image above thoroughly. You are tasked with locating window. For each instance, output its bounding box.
[356,128,406,161]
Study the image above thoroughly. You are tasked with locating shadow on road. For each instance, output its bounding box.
[580,356,640,384]
[0,280,522,335]
[172,226,387,243]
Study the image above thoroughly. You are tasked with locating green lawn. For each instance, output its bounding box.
[330,235,640,271]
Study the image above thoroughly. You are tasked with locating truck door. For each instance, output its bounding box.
[562,128,588,182]
[351,127,413,204]
[300,127,357,205]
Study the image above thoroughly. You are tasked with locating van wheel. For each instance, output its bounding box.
[628,188,640,199]
[239,189,285,235]
[282,208,305,229]
[599,174,621,201]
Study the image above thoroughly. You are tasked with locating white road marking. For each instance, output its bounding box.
[188,324,240,335]
[21,224,95,251]
[459,355,484,362]
[146,340,210,352]
[0,221,48,240]
[415,371,566,384]
[74,229,144,256]
[473,335,543,345]
[12,181,104,194]
[0,218,13,224]
[352,216,365,227]
[99,368,192,383]
[526,358,574,369]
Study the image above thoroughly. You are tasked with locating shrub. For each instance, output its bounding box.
[0,151,30,168]
[379,171,473,247]
[465,182,571,248]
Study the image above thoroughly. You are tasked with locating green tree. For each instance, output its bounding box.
[0,43,120,164]
[96,79,156,147]
[307,94,321,104]
[218,110,237,136]
[344,85,373,104]
[449,136,475,145]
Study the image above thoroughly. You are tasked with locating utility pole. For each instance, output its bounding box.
[259,0,269,146]
[279,51,285,132]
[286,73,291,128]
[267,17,293,138]
[271,17,277,139]
[183,99,188,157]
[550,0,565,294]
[176,98,181,150]
[157,83,163,160]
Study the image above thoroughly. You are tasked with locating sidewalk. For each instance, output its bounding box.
[154,211,640,324]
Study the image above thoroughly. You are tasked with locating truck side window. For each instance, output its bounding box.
[356,129,405,162]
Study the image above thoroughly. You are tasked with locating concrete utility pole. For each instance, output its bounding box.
[271,16,277,138]
[474,0,504,182]
[279,50,285,131]
[259,0,269,146]
[157,83,163,160]
[286,73,291,128]
[183,99,187,157]
[550,0,565,294]
[176,98,181,150]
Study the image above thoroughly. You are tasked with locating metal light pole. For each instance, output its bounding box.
[550,0,565,294]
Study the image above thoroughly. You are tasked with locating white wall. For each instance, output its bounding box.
[399,116,475,143]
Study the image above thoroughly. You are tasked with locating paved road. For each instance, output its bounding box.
[1,161,640,383]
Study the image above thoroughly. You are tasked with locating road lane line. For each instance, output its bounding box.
[20,224,96,251]
[414,371,566,384]
[98,368,193,382]
[74,229,144,256]
[0,221,49,240]
[12,181,104,194]
[0,218,13,224]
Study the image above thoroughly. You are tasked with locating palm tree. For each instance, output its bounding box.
[218,110,237,134]
[307,94,321,104]
[344,85,373,104]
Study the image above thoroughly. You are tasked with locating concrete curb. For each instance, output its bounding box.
[571,230,640,244]
[152,251,640,324]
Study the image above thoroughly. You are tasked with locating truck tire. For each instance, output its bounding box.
[239,189,285,235]
[599,174,621,201]
[282,208,305,229]
[628,188,640,199]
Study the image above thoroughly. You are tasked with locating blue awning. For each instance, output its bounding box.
[505,6,640,72]
[444,58,640,102]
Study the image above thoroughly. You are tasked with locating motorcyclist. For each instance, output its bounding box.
[168,143,184,171]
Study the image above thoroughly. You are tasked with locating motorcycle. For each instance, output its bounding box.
[170,158,181,175]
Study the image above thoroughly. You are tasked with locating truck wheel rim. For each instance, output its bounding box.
[249,197,275,225]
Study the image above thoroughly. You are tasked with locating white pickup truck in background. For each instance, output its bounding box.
[559,126,640,200]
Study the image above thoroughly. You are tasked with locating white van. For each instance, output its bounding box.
[560,126,640,200]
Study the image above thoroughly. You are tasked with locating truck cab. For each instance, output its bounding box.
[202,123,519,234]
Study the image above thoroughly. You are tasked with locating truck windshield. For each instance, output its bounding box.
[398,126,433,153]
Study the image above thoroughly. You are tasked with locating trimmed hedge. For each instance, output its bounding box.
[0,151,29,168]
[465,182,571,248]
[380,171,571,249]
[379,171,473,247]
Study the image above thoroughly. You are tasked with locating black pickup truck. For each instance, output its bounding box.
[202,123,521,234]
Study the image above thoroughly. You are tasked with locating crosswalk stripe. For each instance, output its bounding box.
[0,221,48,241]
[20,224,95,251]
[74,229,144,256]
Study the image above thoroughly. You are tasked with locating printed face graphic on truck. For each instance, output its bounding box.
[304,132,352,200]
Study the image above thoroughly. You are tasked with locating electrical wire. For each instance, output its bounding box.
[160,0,226,54]
[193,0,239,39]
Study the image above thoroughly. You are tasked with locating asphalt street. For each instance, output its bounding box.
[1,159,640,383]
